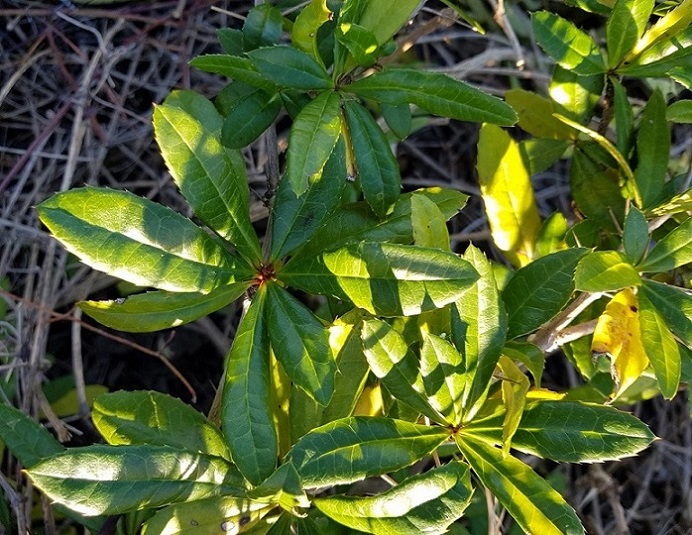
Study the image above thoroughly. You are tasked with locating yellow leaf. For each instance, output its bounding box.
[592,288,649,400]
[497,356,530,457]
[353,383,384,416]
[476,124,541,265]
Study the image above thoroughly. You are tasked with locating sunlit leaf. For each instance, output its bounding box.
[638,217,692,272]
[638,280,692,348]
[574,251,642,292]
[497,356,530,456]
[505,89,576,139]
[606,0,654,67]
[420,332,465,425]
[292,0,331,64]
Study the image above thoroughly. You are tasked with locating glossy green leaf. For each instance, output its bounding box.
[463,400,655,462]
[345,68,517,126]
[270,139,346,261]
[286,90,341,196]
[286,416,450,487]
[343,100,400,217]
[649,187,692,217]
[639,291,681,399]
[26,445,244,516]
[503,248,588,339]
[0,404,64,468]
[142,496,268,535]
[505,89,575,140]
[607,0,654,67]
[420,332,465,425]
[623,206,649,264]
[574,251,641,292]
[222,286,277,485]
[452,245,507,421]
[243,3,283,51]
[79,284,247,333]
[503,341,544,387]
[216,83,281,149]
[549,66,604,124]
[217,28,244,56]
[248,46,332,90]
[247,462,310,512]
[613,78,634,157]
[627,0,692,60]
[411,194,449,249]
[37,188,246,294]
[497,356,529,456]
[667,100,692,123]
[281,242,479,317]
[570,145,626,229]
[477,124,541,263]
[532,11,606,75]
[155,90,262,263]
[292,0,331,64]
[297,188,468,259]
[337,22,380,68]
[315,462,473,535]
[266,282,335,406]
[638,217,692,272]
[639,280,692,348]
[190,55,276,92]
[92,391,230,460]
[634,90,670,209]
[456,435,585,535]
[362,318,445,423]
[381,102,412,139]
[619,42,692,78]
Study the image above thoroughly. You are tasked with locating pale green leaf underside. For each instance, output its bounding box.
[37,188,248,294]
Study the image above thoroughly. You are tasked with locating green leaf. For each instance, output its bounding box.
[216,82,282,149]
[619,42,692,78]
[502,341,544,387]
[477,124,541,263]
[292,0,331,64]
[92,391,230,460]
[381,102,412,139]
[520,139,570,176]
[297,188,468,259]
[362,318,445,423]
[420,332,465,425]
[627,0,692,60]
[286,417,450,487]
[78,284,247,333]
[247,462,310,512]
[243,3,283,51]
[36,187,248,294]
[504,89,576,140]
[607,0,655,67]
[638,291,681,399]
[613,78,634,157]
[667,100,692,123]
[189,55,276,92]
[634,90,670,209]
[463,400,655,462]
[142,496,268,535]
[548,65,604,124]
[248,46,332,90]
[455,435,585,535]
[574,250,642,292]
[26,445,244,516]
[497,356,530,456]
[266,282,335,406]
[222,285,277,485]
[452,245,507,421]
[270,139,346,261]
[343,100,400,218]
[638,217,692,272]
[532,11,606,75]
[337,22,380,68]
[570,144,626,229]
[535,212,568,258]
[0,404,64,468]
[345,68,517,126]
[155,90,262,263]
[315,462,473,535]
[639,280,692,348]
[343,0,421,46]
[280,242,479,317]
[285,90,342,196]
[623,206,649,264]
[411,194,450,249]
[216,28,244,56]
[503,248,588,339]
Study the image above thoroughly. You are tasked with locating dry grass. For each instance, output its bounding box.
[0,1,690,534]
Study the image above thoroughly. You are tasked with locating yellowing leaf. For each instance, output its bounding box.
[497,356,530,457]
[592,288,649,400]
[477,124,541,265]
[353,383,384,416]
